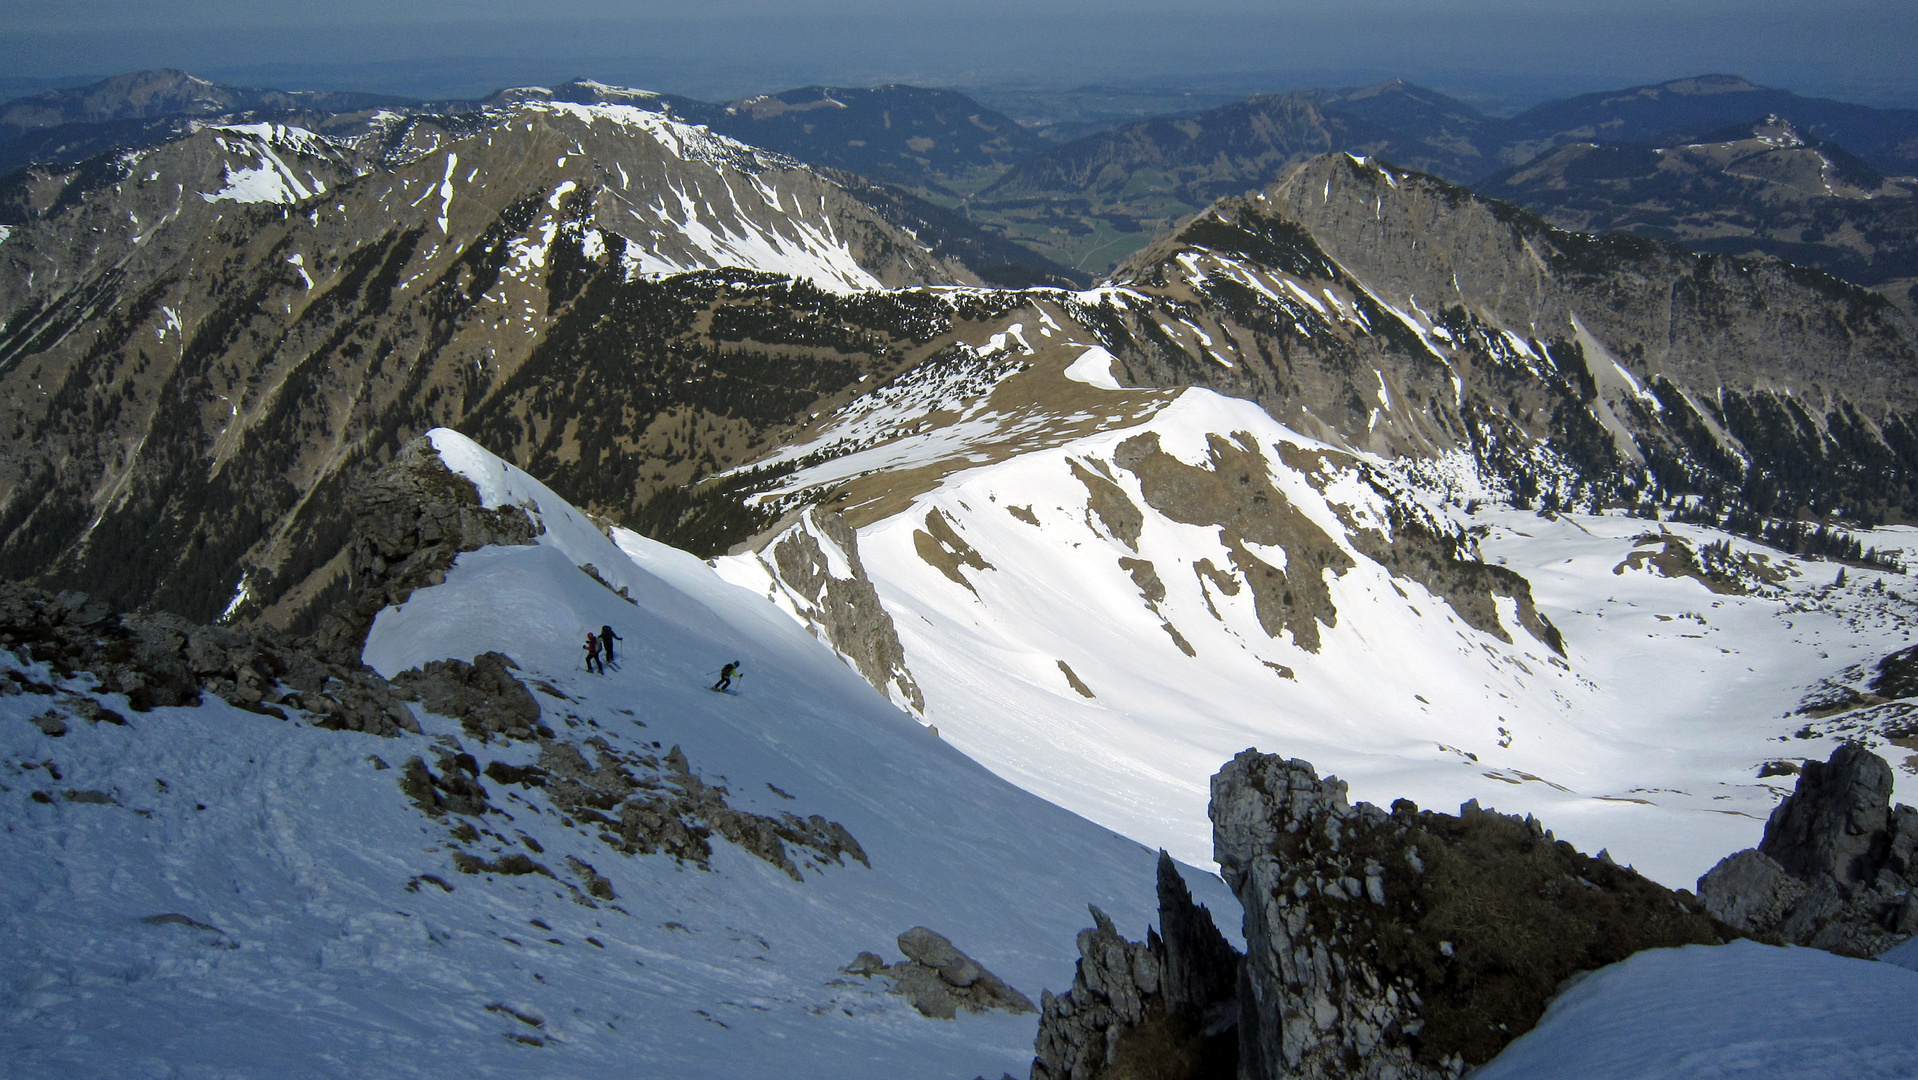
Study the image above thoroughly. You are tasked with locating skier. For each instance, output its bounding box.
[600,624,622,667]
[583,632,604,675]
[712,660,740,693]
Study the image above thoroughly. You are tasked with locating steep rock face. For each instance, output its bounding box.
[1106,152,1918,523]
[1270,154,1918,417]
[1698,743,1918,955]
[746,509,923,711]
[1211,751,1728,1079]
[1031,851,1240,1080]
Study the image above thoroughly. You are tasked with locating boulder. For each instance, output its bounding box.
[845,927,1035,1020]
[392,651,546,742]
[1699,742,1918,956]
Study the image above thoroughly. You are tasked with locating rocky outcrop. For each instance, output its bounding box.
[479,734,869,883]
[1031,851,1241,1080]
[1114,432,1353,653]
[1211,751,1727,1080]
[753,509,924,711]
[316,436,542,664]
[845,927,1036,1020]
[0,580,419,736]
[1698,743,1918,956]
[392,651,549,742]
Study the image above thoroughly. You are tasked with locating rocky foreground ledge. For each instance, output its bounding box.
[1035,741,1918,1080]
[1034,749,1787,1080]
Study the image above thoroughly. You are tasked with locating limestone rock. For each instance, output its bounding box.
[1212,750,1727,1079]
[392,651,547,742]
[753,509,924,711]
[1031,851,1240,1080]
[1759,742,1894,885]
[533,736,868,882]
[315,435,541,664]
[0,580,418,737]
[845,927,1035,1020]
[1698,743,1918,956]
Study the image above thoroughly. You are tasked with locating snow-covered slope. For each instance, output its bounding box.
[1,429,1234,1079]
[1476,940,1918,1079]
[722,357,1918,889]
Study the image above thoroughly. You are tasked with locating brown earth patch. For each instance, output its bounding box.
[913,507,993,593]
[1114,430,1352,652]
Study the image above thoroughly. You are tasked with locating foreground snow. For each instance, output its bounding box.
[1477,940,1918,1079]
[1,430,1234,1079]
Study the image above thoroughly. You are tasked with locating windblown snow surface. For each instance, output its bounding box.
[0,430,1234,1079]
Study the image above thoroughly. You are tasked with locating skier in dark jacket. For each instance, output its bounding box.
[584,632,604,675]
[599,624,622,667]
[712,661,740,692]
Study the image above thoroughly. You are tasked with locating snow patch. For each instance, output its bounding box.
[1063,347,1122,390]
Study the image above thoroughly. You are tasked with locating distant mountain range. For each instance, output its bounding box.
[972,74,1918,283]
[3,69,1917,298]
[1480,117,1918,307]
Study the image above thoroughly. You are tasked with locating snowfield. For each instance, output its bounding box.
[2,431,1236,1079]
[721,385,1918,889]
[9,429,1918,1077]
[1478,940,1918,1079]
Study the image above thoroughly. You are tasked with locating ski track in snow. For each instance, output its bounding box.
[0,430,1234,1079]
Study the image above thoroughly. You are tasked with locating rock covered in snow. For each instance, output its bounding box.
[1698,743,1918,955]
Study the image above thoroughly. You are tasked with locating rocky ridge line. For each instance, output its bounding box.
[0,580,418,736]
[316,435,542,664]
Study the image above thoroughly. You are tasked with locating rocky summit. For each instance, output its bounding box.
[1032,752,1734,1080]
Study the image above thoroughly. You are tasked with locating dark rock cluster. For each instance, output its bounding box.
[392,651,550,742]
[315,435,541,664]
[1032,751,1734,1080]
[1031,852,1239,1080]
[1699,743,1918,956]
[845,926,1036,1020]
[0,580,419,736]
[463,734,868,883]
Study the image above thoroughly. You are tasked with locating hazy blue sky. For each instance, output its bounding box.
[2,0,1913,108]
